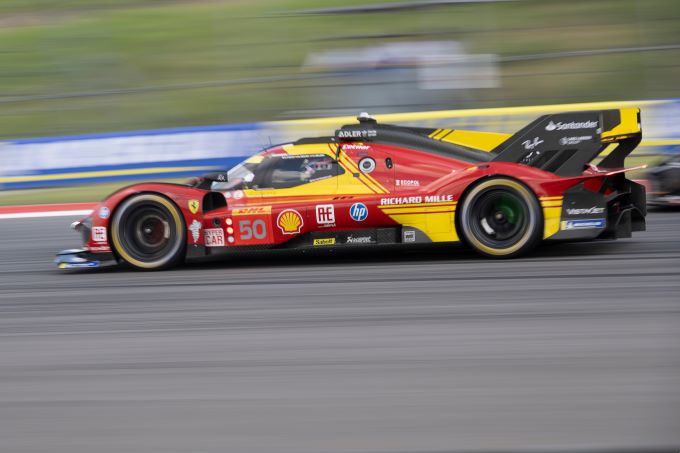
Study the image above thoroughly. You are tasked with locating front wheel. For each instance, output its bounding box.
[458,178,543,258]
[110,194,186,270]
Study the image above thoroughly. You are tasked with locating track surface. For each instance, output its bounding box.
[1,212,679,453]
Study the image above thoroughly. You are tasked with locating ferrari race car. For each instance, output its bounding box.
[56,109,647,270]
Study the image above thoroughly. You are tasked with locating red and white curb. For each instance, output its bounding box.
[0,203,96,219]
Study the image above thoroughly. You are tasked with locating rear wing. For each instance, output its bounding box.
[492,108,641,176]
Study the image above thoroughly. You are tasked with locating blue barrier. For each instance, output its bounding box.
[2,100,679,190]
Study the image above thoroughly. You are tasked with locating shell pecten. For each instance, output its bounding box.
[277,209,303,234]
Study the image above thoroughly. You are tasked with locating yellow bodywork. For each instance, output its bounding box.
[238,140,566,244]
[429,129,511,152]
[540,196,563,239]
[601,108,640,142]
[379,202,458,242]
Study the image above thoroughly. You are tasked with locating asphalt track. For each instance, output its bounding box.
[1,212,679,453]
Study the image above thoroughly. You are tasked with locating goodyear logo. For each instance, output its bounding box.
[313,238,336,246]
[232,206,272,216]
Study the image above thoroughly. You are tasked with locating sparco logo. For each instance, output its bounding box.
[545,120,598,131]
[566,206,605,215]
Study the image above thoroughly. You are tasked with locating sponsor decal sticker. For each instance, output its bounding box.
[338,129,377,139]
[349,202,368,221]
[189,219,202,243]
[59,261,100,269]
[315,204,336,225]
[232,206,272,216]
[98,207,110,219]
[204,228,225,247]
[560,136,593,146]
[88,245,111,252]
[277,209,304,234]
[566,206,605,215]
[346,235,374,244]
[403,230,416,243]
[91,226,107,242]
[522,137,544,150]
[380,195,453,205]
[233,190,244,200]
[396,179,420,187]
[188,199,200,214]
[545,120,598,131]
[561,219,606,230]
[313,238,336,246]
[342,144,370,150]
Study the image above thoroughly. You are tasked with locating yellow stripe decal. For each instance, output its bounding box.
[339,154,389,194]
[380,202,457,209]
[337,154,379,194]
[429,129,442,139]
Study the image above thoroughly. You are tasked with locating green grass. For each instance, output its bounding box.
[0,0,679,138]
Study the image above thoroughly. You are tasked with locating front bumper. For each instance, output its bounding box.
[55,219,117,270]
[55,248,116,269]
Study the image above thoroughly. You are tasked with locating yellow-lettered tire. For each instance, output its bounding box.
[110,194,186,270]
[458,178,543,258]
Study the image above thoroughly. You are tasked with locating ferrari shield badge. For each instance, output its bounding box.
[188,199,200,214]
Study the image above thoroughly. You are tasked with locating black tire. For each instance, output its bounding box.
[458,177,543,258]
[110,194,186,270]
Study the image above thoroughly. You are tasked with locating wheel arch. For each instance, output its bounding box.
[455,174,544,257]
[108,191,188,269]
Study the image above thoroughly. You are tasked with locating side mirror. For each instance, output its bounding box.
[193,171,229,190]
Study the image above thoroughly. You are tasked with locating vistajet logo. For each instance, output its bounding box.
[545,120,598,131]
[567,206,605,215]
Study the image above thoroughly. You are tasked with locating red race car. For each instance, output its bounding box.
[56,109,646,270]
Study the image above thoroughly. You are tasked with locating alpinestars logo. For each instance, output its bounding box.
[545,120,598,131]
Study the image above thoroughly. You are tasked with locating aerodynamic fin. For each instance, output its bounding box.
[491,108,641,176]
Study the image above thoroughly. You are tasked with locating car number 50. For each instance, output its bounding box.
[239,219,267,240]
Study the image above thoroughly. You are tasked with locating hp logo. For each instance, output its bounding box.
[349,203,368,222]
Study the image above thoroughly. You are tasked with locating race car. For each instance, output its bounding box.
[56,109,647,270]
[645,153,680,207]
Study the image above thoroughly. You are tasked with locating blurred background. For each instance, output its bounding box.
[1,0,680,203]
[1,0,679,136]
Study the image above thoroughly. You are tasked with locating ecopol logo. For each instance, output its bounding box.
[545,120,598,131]
[349,203,368,221]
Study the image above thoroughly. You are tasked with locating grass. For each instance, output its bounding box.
[0,0,679,138]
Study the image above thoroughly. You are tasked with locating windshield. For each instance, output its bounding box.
[210,161,259,191]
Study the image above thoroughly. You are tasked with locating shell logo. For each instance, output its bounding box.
[276,209,304,234]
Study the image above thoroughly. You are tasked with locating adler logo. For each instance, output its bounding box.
[545,120,598,131]
[338,129,377,138]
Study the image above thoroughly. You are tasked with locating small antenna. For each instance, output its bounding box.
[357,112,374,123]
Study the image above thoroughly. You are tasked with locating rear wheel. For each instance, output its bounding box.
[458,178,543,258]
[110,194,186,270]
